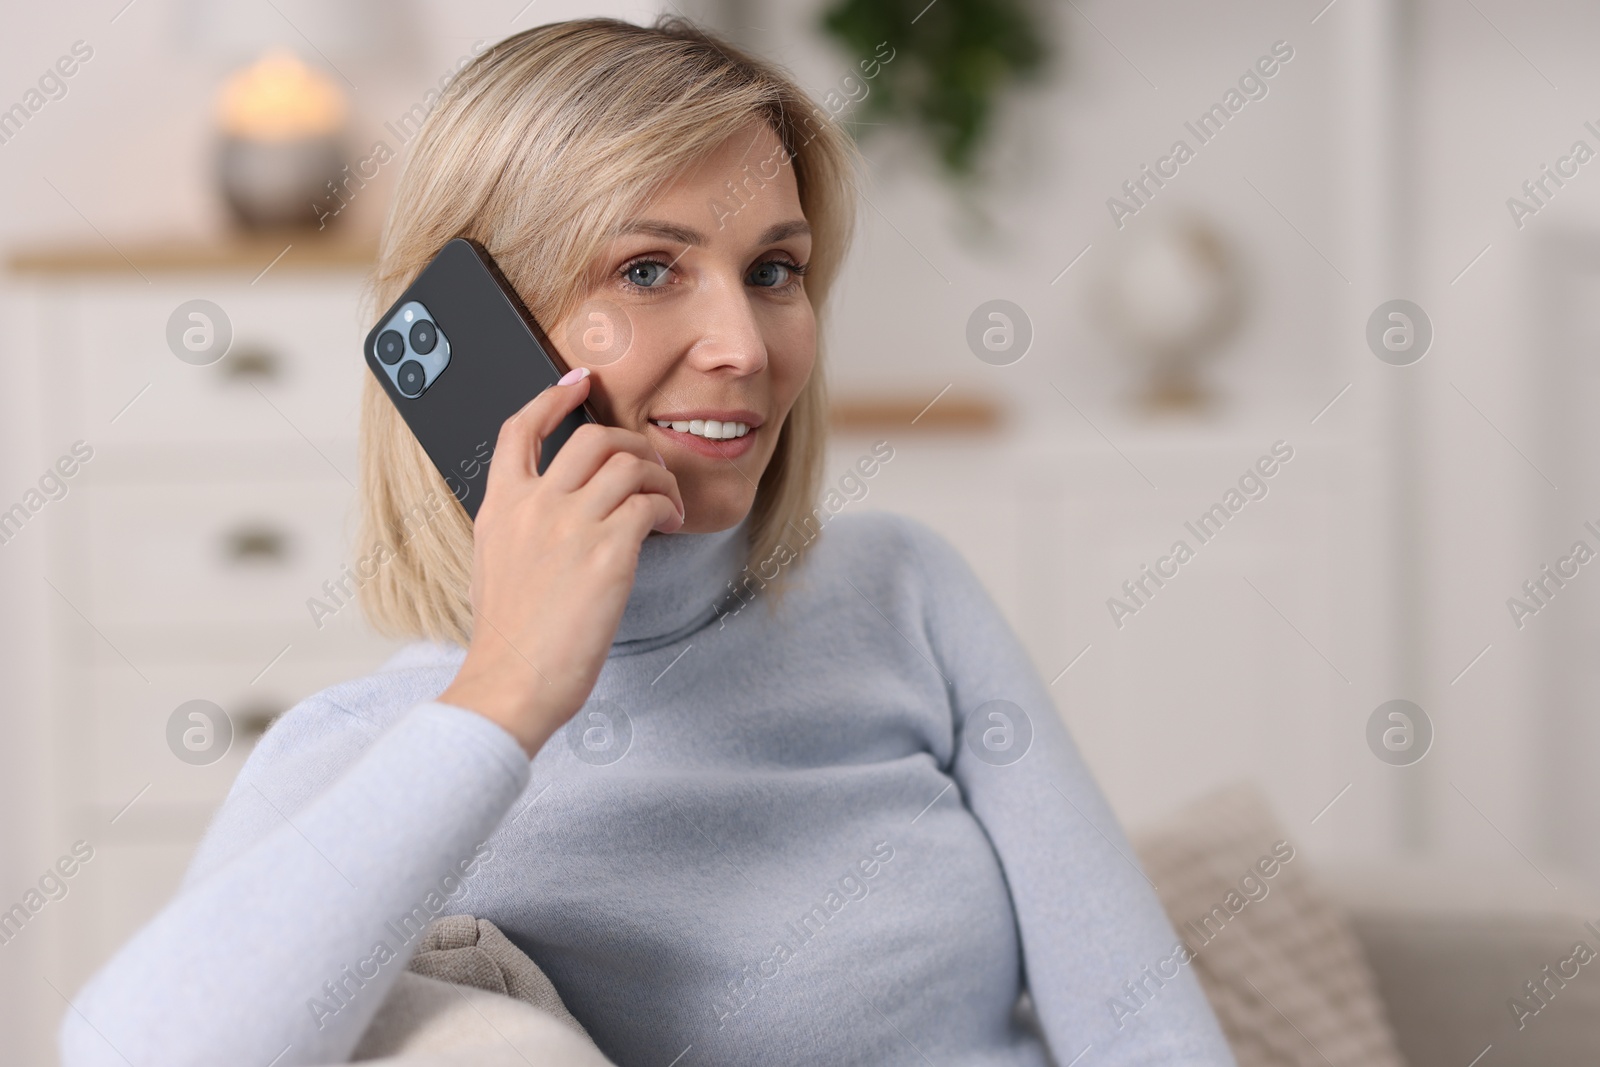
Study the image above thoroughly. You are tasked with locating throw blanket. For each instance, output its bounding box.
[333,915,616,1066]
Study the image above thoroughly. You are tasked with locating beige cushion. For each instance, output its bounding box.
[1130,783,1407,1067]
[349,972,616,1066]
[344,915,616,1066]
[402,915,592,1042]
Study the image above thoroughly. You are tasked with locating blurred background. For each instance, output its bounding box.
[4,0,1600,1063]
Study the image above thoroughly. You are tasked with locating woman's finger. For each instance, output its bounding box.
[572,450,684,528]
[538,422,667,495]
[483,367,593,498]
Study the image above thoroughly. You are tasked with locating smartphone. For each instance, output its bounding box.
[363,237,598,519]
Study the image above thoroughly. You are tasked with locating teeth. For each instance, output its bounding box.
[654,419,751,440]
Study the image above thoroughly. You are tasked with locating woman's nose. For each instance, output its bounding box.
[685,278,768,373]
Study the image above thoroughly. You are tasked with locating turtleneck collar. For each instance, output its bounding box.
[390,515,753,672]
[610,511,752,655]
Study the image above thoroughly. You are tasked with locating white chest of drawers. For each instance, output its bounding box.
[3,239,405,1061]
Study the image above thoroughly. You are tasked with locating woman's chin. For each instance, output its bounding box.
[661,497,755,535]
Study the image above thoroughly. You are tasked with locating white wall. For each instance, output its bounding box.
[1408,0,1600,891]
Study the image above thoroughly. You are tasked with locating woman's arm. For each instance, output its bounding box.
[903,516,1239,1066]
[59,363,685,1067]
[58,697,530,1067]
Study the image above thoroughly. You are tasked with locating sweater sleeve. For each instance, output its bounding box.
[902,517,1238,1066]
[57,698,531,1067]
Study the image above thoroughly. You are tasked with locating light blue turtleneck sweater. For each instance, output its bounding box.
[58,510,1236,1067]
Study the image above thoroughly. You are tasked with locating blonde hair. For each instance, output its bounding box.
[355,15,862,647]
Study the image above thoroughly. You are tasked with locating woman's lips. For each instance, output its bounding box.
[649,421,758,459]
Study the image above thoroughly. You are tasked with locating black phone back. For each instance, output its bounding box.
[363,237,595,519]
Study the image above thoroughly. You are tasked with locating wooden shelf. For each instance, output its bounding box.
[7,233,376,275]
[829,392,1006,432]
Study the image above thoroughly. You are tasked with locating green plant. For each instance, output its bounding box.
[818,0,1052,180]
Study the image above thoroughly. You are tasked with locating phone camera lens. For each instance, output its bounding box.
[377,329,405,365]
[397,360,426,397]
[409,319,438,354]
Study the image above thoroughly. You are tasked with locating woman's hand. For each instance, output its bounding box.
[438,368,684,758]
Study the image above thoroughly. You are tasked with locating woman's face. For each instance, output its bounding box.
[550,121,815,534]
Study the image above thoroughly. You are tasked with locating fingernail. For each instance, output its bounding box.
[557,366,590,386]
[655,449,667,468]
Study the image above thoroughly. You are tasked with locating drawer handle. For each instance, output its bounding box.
[224,524,290,563]
[236,703,281,740]
[222,346,282,381]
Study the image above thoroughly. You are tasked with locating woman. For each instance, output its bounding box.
[60,16,1236,1067]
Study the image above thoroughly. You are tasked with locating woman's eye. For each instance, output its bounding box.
[622,259,670,288]
[748,260,800,288]
[618,256,806,292]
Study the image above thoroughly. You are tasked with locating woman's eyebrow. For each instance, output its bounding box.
[611,218,812,246]
[758,219,812,243]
